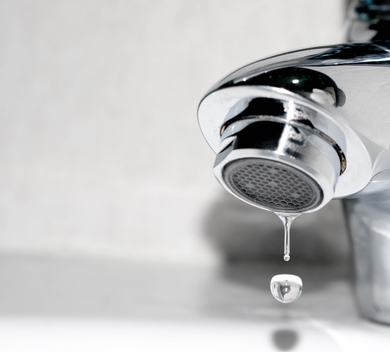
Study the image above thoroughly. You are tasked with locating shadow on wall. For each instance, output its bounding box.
[202,191,351,264]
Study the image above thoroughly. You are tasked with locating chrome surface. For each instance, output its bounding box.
[344,186,390,324]
[197,2,390,323]
[213,119,340,213]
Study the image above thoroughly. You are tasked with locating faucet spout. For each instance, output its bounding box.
[199,42,390,201]
[198,2,390,324]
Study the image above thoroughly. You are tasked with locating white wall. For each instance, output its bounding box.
[0,1,346,265]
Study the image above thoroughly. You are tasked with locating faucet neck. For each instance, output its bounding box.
[348,0,390,42]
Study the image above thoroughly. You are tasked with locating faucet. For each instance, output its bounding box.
[197,1,390,324]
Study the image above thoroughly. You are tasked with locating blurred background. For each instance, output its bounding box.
[2,1,384,351]
[0,0,348,265]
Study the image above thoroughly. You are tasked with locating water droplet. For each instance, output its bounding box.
[276,213,300,261]
[270,274,303,304]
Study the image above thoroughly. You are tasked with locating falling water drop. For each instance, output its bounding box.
[270,274,303,304]
[276,213,300,261]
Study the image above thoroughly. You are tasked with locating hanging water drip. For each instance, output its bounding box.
[276,213,300,262]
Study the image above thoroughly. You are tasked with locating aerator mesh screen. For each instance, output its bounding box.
[223,158,323,212]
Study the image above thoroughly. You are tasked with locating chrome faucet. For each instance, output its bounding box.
[197,1,390,324]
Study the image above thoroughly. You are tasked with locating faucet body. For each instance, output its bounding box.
[198,3,390,323]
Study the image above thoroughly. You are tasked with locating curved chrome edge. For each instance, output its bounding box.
[199,86,347,153]
[220,110,347,176]
[198,42,390,99]
[198,86,374,198]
